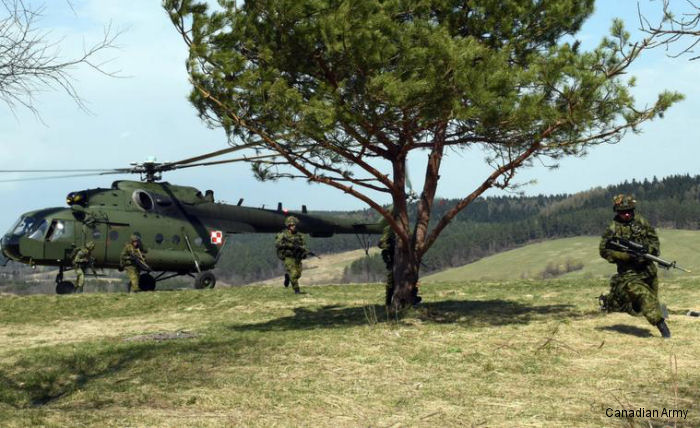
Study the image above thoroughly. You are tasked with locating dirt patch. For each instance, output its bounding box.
[124,330,198,342]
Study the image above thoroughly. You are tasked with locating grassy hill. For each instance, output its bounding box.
[423,229,700,283]
[0,278,698,427]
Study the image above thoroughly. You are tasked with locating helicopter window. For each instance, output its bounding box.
[155,233,164,244]
[194,237,203,246]
[27,220,48,240]
[46,220,74,242]
[132,190,155,211]
[172,235,180,245]
[10,216,35,236]
[109,230,119,241]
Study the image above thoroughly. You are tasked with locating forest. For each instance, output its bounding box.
[219,174,700,284]
[2,174,699,285]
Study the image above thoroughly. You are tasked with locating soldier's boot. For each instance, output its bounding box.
[598,294,608,312]
[284,273,290,288]
[655,320,671,339]
[75,286,83,294]
[293,288,301,295]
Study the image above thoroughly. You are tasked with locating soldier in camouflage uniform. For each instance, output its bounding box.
[379,221,396,307]
[379,218,421,308]
[72,241,95,293]
[276,216,308,294]
[120,234,148,293]
[599,194,671,338]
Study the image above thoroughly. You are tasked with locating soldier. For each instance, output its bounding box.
[599,194,671,338]
[275,216,308,294]
[379,221,396,307]
[120,234,148,293]
[379,218,421,308]
[72,241,95,293]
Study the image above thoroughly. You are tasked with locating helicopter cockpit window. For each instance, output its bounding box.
[9,216,35,236]
[27,220,48,240]
[132,190,155,211]
[46,220,74,242]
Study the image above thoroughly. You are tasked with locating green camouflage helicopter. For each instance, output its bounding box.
[0,147,381,293]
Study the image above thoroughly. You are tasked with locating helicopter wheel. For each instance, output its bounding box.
[194,271,216,289]
[56,281,76,295]
[139,274,157,291]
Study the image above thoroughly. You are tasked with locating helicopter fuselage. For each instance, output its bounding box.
[1,180,379,279]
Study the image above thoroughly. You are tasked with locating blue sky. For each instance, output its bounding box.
[0,1,698,231]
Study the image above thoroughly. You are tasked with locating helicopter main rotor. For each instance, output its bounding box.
[0,143,274,183]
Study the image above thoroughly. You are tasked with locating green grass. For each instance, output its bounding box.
[423,229,700,283]
[0,278,699,427]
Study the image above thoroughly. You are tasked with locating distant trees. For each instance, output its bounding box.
[0,0,119,114]
[165,0,681,309]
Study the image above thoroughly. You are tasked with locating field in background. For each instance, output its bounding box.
[0,277,698,427]
[423,229,700,283]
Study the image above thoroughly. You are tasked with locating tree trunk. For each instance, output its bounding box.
[390,238,421,310]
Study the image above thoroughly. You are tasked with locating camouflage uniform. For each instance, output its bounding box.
[72,241,95,292]
[120,235,148,292]
[275,216,308,294]
[379,223,395,307]
[599,194,669,337]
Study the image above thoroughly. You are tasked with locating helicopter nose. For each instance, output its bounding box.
[0,234,19,265]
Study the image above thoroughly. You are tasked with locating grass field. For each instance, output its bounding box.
[0,276,698,427]
[423,229,700,283]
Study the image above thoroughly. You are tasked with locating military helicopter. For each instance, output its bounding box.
[0,146,382,294]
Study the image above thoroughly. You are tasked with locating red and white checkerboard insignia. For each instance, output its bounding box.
[210,230,223,245]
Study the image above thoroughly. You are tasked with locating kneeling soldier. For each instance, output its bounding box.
[599,194,670,338]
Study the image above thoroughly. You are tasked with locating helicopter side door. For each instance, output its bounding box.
[43,219,77,262]
[84,223,108,264]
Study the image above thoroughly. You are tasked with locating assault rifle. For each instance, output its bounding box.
[606,237,691,273]
[307,251,321,259]
[130,254,153,272]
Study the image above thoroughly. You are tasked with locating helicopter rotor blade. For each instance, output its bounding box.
[0,168,122,173]
[0,171,126,183]
[171,153,280,170]
[157,143,259,170]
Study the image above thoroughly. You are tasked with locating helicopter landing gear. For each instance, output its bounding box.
[56,281,76,294]
[139,273,156,291]
[194,271,216,289]
[55,266,76,294]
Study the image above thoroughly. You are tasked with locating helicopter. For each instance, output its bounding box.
[0,147,382,294]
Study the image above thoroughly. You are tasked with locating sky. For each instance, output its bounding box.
[0,0,698,231]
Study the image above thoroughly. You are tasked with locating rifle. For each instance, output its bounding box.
[307,251,321,259]
[130,254,153,272]
[606,237,691,273]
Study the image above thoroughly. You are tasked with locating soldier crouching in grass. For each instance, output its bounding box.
[276,216,308,295]
[598,194,671,338]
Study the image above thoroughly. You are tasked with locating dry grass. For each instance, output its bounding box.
[0,278,698,427]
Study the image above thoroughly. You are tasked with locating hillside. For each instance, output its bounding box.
[423,229,700,283]
[0,279,698,427]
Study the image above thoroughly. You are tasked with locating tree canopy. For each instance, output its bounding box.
[165,0,681,307]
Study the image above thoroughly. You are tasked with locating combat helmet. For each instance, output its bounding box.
[284,216,299,227]
[612,194,636,211]
[86,241,95,250]
[130,234,141,242]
